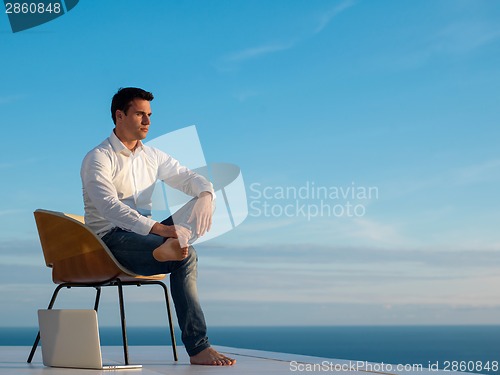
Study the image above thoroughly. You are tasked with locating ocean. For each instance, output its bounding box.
[1,325,499,374]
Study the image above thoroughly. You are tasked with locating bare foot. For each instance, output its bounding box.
[190,347,236,366]
[152,238,188,262]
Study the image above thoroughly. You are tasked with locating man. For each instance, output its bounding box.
[81,87,235,366]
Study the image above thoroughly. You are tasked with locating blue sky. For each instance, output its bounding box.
[1,0,500,329]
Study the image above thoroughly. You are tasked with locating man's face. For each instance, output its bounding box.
[115,99,152,142]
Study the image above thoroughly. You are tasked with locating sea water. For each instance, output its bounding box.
[2,325,499,374]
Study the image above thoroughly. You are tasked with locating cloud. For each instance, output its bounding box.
[230,216,297,234]
[347,217,406,245]
[218,0,355,67]
[224,41,296,63]
[195,241,499,308]
[199,241,500,270]
[233,90,259,102]
[451,158,500,185]
[383,158,500,201]
[371,18,500,71]
[2,240,498,326]
[314,0,356,34]
[433,20,500,55]
[222,213,408,249]
[196,257,500,308]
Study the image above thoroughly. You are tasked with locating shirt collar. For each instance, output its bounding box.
[109,130,144,156]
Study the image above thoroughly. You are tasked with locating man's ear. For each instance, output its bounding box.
[116,110,123,122]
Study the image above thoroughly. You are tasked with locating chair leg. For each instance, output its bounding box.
[116,280,129,365]
[155,281,178,361]
[28,280,176,366]
[27,283,67,363]
[93,287,102,311]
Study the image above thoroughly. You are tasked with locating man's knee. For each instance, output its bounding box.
[172,245,198,278]
[186,246,198,263]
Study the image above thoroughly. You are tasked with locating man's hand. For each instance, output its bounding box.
[174,225,191,248]
[150,222,192,247]
[187,192,213,237]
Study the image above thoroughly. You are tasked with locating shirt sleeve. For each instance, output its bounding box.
[81,149,157,235]
[155,149,215,198]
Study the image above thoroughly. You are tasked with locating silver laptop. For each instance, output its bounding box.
[38,309,142,370]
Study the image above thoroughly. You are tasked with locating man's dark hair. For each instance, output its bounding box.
[111,87,154,124]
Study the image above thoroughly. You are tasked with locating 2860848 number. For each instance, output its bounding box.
[443,361,499,372]
[5,2,61,14]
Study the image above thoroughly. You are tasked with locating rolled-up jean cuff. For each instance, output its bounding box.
[187,343,211,357]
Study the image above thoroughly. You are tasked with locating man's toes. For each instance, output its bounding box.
[219,356,234,365]
[208,358,219,365]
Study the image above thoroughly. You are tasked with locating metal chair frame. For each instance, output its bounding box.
[27,278,178,364]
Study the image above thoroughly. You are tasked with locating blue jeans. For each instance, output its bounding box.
[102,198,211,357]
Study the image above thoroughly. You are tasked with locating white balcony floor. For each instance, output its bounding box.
[0,345,481,375]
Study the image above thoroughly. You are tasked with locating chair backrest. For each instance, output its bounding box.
[34,209,164,284]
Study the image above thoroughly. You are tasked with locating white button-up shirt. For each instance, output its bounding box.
[81,131,214,237]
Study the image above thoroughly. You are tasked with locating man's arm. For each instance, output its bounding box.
[187,191,213,236]
[149,221,191,238]
[155,149,215,198]
[155,149,215,237]
[82,150,157,235]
